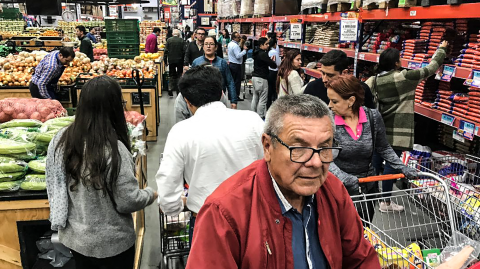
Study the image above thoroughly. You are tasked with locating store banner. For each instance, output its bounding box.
[339,19,358,42]
[290,23,302,40]
[163,0,178,5]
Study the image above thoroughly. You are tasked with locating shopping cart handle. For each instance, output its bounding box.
[358,174,405,183]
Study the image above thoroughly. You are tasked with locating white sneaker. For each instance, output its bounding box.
[379,202,405,213]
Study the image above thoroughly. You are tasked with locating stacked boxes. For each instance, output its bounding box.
[106,19,140,59]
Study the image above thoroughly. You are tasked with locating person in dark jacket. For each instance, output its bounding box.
[184,28,206,71]
[165,29,185,97]
[75,25,94,62]
[251,37,277,119]
[304,50,375,109]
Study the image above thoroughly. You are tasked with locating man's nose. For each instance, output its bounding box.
[304,152,323,168]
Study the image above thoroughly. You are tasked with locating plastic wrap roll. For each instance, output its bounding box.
[301,0,328,9]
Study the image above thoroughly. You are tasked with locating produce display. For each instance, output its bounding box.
[0,99,67,123]
[82,56,157,79]
[125,111,146,126]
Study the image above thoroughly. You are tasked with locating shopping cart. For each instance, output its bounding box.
[352,172,457,269]
[243,58,254,99]
[407,154,480,241]
[159,211,191,269]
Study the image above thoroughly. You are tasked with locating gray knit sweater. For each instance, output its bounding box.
[329,107,415,194]
[46,129,155,258]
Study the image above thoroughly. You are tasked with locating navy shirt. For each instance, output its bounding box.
[273,179,328,269]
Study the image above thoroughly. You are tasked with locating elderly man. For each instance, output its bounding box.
[186,94,381,269]
[165,29,185,97]
[156,65,264,242]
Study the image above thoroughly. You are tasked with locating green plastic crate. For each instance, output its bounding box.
[105,19,139,32]
[0,8,21,20]
[106,32,140,44]
[107,43,140,59]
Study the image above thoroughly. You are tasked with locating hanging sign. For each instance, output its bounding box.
[435,65,456,82]
[463,69,480,87]
[290,23,302,40]
[458,120,475,141]
[184,6,191,19]
[339,19,358,42]
[441,113,455,126]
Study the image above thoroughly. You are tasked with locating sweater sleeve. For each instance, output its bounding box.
[371,109,415,177]
[260,51,278,69]
[329,162,359,194]
[404,47,446,81]
[185,203,240,268]
[288,71,304,95]
[113,144,155,214]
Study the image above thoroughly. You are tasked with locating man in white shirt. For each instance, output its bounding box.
[156,65,264,241]
[228,32,248,101]
[267,38,281,110]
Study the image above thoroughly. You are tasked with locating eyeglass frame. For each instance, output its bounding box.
[204,42,216,47]
[268,134,342,164]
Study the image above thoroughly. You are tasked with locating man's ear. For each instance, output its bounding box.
[262,134,272,162]
[341,69,349,75]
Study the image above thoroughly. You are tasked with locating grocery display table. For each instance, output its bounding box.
[0,155,148,269]
[0,86,76,108]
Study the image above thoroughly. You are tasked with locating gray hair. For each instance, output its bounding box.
[173,29,180,37]
[265,94,335,139]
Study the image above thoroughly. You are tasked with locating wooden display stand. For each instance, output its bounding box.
[0,87,75,108]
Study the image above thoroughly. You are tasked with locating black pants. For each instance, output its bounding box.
[229,63,242,99]
[266,70,278,110]
[29,82,56,99]
[169,62,183,95]
[71,245,135,269]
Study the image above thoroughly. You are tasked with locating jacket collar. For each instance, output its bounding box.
[335,106,367,126]
[202,55,217,63]
[194,101,226,116]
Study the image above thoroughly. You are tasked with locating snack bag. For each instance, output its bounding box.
[364,227,386,251]
[406,243,424,269]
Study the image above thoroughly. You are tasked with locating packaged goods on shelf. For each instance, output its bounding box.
[415,77,439,105]
[311,23,339,47]
[240,0,254,16]
[302,0,328,10]
[139,21,166,45]
[305,25,319,43]
[232,24,241,34]
[253,0,272,16]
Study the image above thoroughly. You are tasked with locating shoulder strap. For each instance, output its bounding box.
[366,108,376,159]
[371,75,379,109]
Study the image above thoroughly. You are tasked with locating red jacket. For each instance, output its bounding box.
[145,33,158,53]
[186,160,381,269]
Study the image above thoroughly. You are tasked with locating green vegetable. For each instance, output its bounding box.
[25,174,46,181]
[0,138,36,154]
[20,181,46,191]
[0,119,42,129]
[28,160,46,174]
[43,117,74,129]
[0,180,21,192]
[0,157,26,173]
[0,171,24,182]
[36,130,59,143]
[0,152,37,161]
[0,128,39,142]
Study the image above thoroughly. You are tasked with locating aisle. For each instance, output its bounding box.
[140,91,253,269]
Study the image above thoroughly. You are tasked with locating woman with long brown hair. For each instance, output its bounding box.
[276,49,304,97]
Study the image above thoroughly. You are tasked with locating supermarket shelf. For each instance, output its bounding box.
[245,35,259,40]
[278,41,302,49]
[360,3,480,20]
[198,13,217,17]
[303,68,322,79]
[218,12,352,23]
[358,52,472,79]
[303,44,355,57]
[415,104,479,137]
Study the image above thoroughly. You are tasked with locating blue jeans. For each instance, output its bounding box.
[373,150,403,200]
[189,216,196,246]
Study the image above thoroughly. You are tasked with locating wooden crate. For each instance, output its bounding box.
[327,2,351,12]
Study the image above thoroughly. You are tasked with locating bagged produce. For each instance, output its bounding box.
[0,127,39,142]
[0,98,66,123]
[0,157,27,173]
[0,180,22,192]
[20,174,46,191]
[28,159,46,174]
[0,171,25,182]
[0,137,36,155]
[36,130,59,143]
[124,111,146,126]
[42,117,75,129]
[0,119,42,129]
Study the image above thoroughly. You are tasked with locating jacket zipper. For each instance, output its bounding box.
[265,241,272,255]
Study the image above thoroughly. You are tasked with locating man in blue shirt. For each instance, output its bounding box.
[30,47,75,99]
[86,28,97,44]
[227,32,247,101]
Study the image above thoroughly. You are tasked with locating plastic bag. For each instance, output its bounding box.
[0,180,22,192]
[0,119,43,129]
[302,0,328,9]
[20,174,46,191]
[37,233,72,268]
[245,59,254,75]
[240,0,254,16]
[253,0,272,15]
[440,231,480,269]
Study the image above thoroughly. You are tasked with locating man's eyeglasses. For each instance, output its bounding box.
[269,134,341,164]
[204,43,216,47]
[197,32,206,36]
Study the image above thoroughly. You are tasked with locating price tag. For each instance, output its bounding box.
[409,10,417,16]
[290,23,302,40]
[340,19,358,42]
[441,113,455,126]
[463,69,480,87]
[318,47,323,53]
[359,53,365,60]
[304,46,308,50]
[421,62,429,68]
[452,130,465,143]
[408,61,422,70]
[458,120,475,141]
[436,65,456,82]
